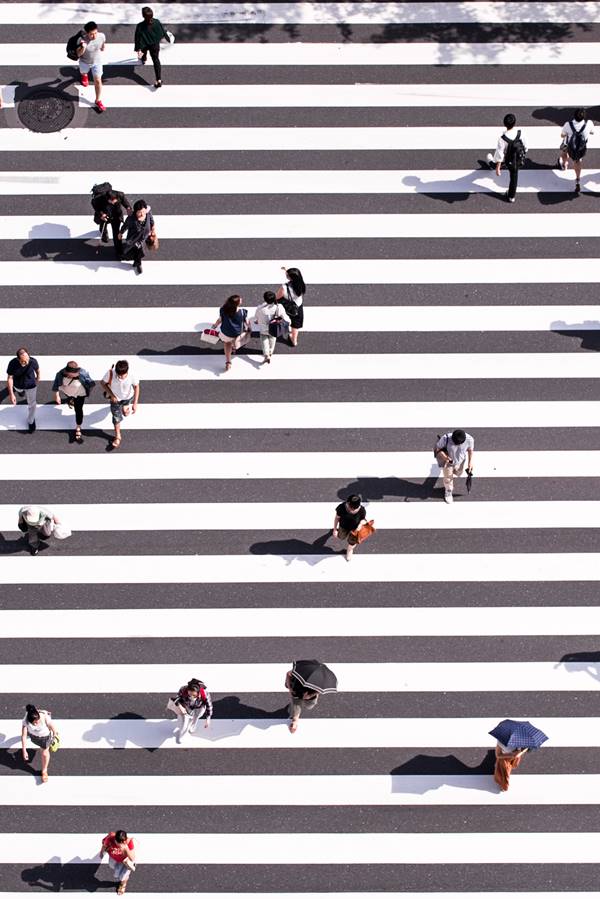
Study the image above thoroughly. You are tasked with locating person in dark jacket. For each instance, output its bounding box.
[92,189,132,255]
[118,199,156,274]
[134,6,169,88]
[285,669,319,733]
[52,361,95,444]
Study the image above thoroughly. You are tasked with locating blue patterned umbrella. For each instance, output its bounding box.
[489,719,548,751]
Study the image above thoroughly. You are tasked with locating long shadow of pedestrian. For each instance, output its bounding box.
[549,321,600,351]
[337,475,440,502]
[556,650,600,683]
[390,750,496,794]
[21,859,106,892]
[249,531,338,563]
[0,534,28,555]
[83,712,165,754]
[0,746,37,775]
[138,344,262,373]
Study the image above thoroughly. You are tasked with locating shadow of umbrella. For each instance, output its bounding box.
[390,751,497,794]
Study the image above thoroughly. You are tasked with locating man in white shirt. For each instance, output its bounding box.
[486,113,527,203]
[76,20,106,112]
[434,429,474,504]
[559,108,594,193]
[100,359,140,450]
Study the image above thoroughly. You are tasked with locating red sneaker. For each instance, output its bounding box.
[80,73,89,87]
[95,100,106,112]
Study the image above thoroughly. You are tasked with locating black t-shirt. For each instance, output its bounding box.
[336,502,366,532]
[7,357,39,389]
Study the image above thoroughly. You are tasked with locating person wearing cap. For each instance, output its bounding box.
[52,361,95,445]
[434,429,474,504]
[17,505,61,555]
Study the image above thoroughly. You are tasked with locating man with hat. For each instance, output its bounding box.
[434,429,474,504]
[17,506,61,556]
[52,361,95,444]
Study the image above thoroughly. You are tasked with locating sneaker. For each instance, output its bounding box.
[28,421,36,433]
[134,262,142,275]
[101,229,109,244]
[575,181,581,194]
[140,54,147,64]
[30,545,39,556]
[80,73,89,87]
[504,193,516,203]
[444,491,454,504]
[486,152,495,169]
[95,99,106,113]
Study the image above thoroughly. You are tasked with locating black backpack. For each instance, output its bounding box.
[567,120,588,161]
[66,31,84,61]
[91,182,112,207]
[502,130,527,168]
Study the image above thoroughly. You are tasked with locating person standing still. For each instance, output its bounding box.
[99,830,136,895]
[333,494,367,562]
[486,113,527,203]
[559,108,594,194]
[21,704,58,783]
[76,21,106,112]
[135,6,169,89]
[100,360,140,450]
[434,429,474,504]
[6,347,40,433]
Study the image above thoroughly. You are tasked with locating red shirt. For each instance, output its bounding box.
[102,833,134,861]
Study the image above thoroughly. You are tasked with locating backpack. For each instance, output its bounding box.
[502,130,527,168]
[567,120,588,162]
[66,31,84,61]
[91,182,112,203]
[282,284,300,320]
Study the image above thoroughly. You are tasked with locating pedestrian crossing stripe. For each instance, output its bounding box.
[1,606,599,638]
[1,717,595,749]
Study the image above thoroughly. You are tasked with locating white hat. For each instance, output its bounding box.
[21,506,44,526]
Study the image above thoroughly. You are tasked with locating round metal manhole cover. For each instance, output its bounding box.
[17,88,75,133]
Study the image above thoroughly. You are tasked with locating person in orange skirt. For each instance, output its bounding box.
[494,743,528,791]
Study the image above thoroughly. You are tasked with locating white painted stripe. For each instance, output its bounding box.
[0,170,597,196]
[1,552,598,586]
[0,127,580,153]
[2,305,597,334]
[3,501,600,533]
[3,774,600,807]
[73,83,600,109]
[0,831,599,864]
[9,213,600,241]
[4,353,598,383]
[1,401,598,432]
[1,717,592,750]
[0,259,595,286]
[2,606,599,638]
[0,661,598,693]
[2,2,600,25]
[1,450,599,482]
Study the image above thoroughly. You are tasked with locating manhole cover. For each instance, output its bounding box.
[17,88,75,133]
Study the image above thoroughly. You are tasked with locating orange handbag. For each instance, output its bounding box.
[353,520,376,544]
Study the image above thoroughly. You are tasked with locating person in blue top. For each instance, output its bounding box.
[52,361,95,445]
[6,347,40,433]
[212,294,250,371]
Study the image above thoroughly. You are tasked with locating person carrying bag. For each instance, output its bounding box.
[253,290,291,364]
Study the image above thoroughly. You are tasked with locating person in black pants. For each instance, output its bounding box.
[92,189,132,256]
[118,199,156,275]
[135,6,170,88]
[487,113,528,204]
[52,361,95,444]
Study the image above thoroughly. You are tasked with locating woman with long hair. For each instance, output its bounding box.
[167,677,213,743]
[276,266,306,347]
[494,743,528,791]
[134,6,169,89]
[212,294,249,371]
[21,704,58,782]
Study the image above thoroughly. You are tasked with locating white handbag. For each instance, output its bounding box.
[165,30,175,43]
[53,523,72,540]
[200,328,220,345]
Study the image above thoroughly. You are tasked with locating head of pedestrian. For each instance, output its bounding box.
[451,429,467,445]
[222,294,242,317]
[115,360,129,380]
[142,6,154,21]
[263,290,276,304]
[83,21,98,40]
[345,494,362,512]
[25,703,41,725]
[503,113,516,130]
[65,361,80,375]
[285,267,306,296]
[106,191,120,205]
[573,107,586,122]
[16,346,30,367]
[114,830,128,845]
[21,506,44,527]
[133,200,148,220]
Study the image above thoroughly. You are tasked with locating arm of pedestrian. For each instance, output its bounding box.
[21,726,29,761]
[332,514,340,537]
[54,392,61,405]
[7,375,16,404]
[132,384,140,413]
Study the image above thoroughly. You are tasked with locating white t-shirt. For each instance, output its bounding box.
[436,432,474,467]
[103,368,139,402]
[493,127,528,163]
[561,119,594,143]
[78,32,106,65]
[61,375,87,398]
[282,282,303,307]
[22,711,51,738]
[254,302,290,334]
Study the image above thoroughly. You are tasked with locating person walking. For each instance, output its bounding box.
[99,830,137,895]
[17,505,61,555]
[494,743,528,792]
[167,677,213,743]
[434,429,474,504]
[6,347,40,433]
[52,361,95,444]
[76,21,106,112]
[135,6,170,89]
[559,108,594,194]
[100,360,140,450]
[92,188,132,255]
[21,704,58,783]
[277,266,306,347]
[118,199,156,274]
[212,294,250,371]
[285,668,319,733]
[253,290,291,364]
[332,494,367,562]
[486,113,527,203]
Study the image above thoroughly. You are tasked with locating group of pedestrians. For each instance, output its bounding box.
[70,7,172,113]
[91,185,157,274]
[489,108,594,201]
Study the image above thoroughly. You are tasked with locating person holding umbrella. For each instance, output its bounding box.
[285,659,337,734]
[489,719,548,791]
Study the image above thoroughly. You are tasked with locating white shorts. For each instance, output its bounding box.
[79,60,103,79]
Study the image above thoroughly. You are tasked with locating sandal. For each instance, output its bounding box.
[289,719,299,733]
[117,883,126,895]
[225,362,232,371]
[111,437,122,449]
[74,428,83,444]
[41,771,49,783]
